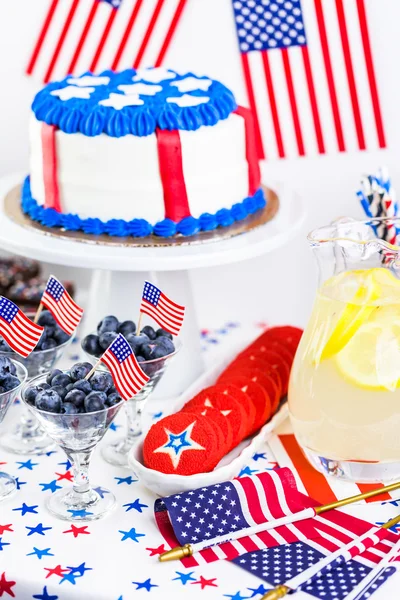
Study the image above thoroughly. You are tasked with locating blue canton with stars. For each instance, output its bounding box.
[159,481,250,546]
[232,0,307,53]
[108,335,133,364]
[45,276,65,302]
[233,542,373,600]
[143,282,162,307]
[0,297,19,323]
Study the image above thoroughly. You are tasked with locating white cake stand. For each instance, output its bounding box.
[0,172,306,396]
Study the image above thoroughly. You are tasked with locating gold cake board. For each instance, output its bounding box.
[4,184,279,248]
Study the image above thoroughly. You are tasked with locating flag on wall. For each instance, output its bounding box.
[26,0,188,83]
[231,0,386,159]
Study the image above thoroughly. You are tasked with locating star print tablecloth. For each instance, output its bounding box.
[1,322,400,600]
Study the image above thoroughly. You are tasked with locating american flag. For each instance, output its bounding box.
[232,0,386,159]
[140,281,185,336]
[154,467,398,567]
[0,297,44,358]
[100,334,149,400]
[26,0,188,83]
[41,275,84,336]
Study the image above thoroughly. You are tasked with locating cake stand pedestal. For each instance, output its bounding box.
[0,172,306,397]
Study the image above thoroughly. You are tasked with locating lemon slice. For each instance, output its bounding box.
[335,308,400,390]
[320,272,380,361]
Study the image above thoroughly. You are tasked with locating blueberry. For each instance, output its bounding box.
[84,391,107,412]
[126,333,149,354]
[73,379,92,394]
[141,344,168,360]
[64,389,86,408]
[107,385,117,396]
[97,315,119,335]
[25,385,39,405]
[155,336,175,355]
[118,320,136,336]
[40,383,51,390]
[99,331,118,351]
[35,389,62,413]
[37,310,56,327]
[0,356,17,378]
[44,324,56,338]
[2,375,21,392]
[103,373,113,392]
[51,384,68,400]
[106,392,121,407]
[51,373,71,387]
[46,369,62,385]
[82,334,102,357]
[53,327,70,346]
[136,355,145,363]
[69,362,93,382]
[0,340,9,352]
[0,386,5,394]
[65,383,74,393]
[141,325,157,340]
[90,373,109,392]
[62,402,80,415]
[156,328,173,340]
[41,339,57,350]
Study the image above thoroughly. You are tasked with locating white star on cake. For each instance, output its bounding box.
[118,83,162,96]
[51,86,95,101]
[133,67,176,83]
[153,422,205,469]
[66,75,110,87]
[98,93,144,109]
[171,77,212,93]
[167,94,210,107]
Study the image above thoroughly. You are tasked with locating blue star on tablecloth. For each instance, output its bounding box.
[0,537,10,551]
[252,452,267,461]
[33,586,58,600]
[16,459,38,470]
[26,523,52,536]
[115,475,137,485]
[109,422,121,431]
[39,480,62,493]
[27,547,54,560]
[44,451,57,457]
[247,584,270,597]
[57,459,72,470]
[224,592,250,600]
[67,563,92,577]
[132,578,158,591]
[13,503,39,516]
[14,477,27,489]
[93,486,110,498]
[67,509,93,518]
[119,528,145,542]
[172,571,196,585]
[152,411,163,420]
[238,466,258,477]
[59,572,79,585]
[123,499,148,513]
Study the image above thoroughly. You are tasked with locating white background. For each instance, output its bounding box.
[0,0,399,328]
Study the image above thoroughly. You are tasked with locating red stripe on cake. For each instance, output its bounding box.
[41,123,61,212]
[234,106,261,196]
[155,128,191,222]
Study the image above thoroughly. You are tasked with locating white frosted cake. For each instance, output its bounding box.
[22,67,266,238]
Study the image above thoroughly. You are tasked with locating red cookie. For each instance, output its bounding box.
[222,376,271,434]
[182,404,233,458]
[143,412,218,475]
[219,359,283,402]
[257,326,303,355]
[234,349,290,396]
[184,387,248,449]
[222,368,280,414]
[211,383,256,440]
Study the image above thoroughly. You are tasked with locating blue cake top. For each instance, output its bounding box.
[32,67,237,138]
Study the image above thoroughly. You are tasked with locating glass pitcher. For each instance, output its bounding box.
[289,217,400,482]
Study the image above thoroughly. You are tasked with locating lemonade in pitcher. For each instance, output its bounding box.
[289,218,400,481]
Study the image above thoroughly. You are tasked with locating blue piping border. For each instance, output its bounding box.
[21,177,266,238]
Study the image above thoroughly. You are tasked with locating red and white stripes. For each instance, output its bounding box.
[41,123,61,212]
[26,0,188,83]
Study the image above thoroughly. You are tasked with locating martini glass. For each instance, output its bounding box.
[0,361,28,499]
[22,370,123,521]
[83,338,182,467]
[0,311,72,455]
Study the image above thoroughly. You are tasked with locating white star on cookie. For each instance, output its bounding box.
[133,67,176,83]
[167,94,210,107]
[50,86,95,101]
[153,422,205,469]
[171,77,212,93]
[98,93,144,109]
[118,83,162,96]
[66,75,110,87]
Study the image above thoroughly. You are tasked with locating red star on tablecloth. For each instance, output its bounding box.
[0,525,13,535]
[0,462,7,466]
[55,471,73,482]
[146,544,166,556]
[44,565,68,579]
[191,576,218,590]
[63,525,90,538]
[0,572,16,597]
